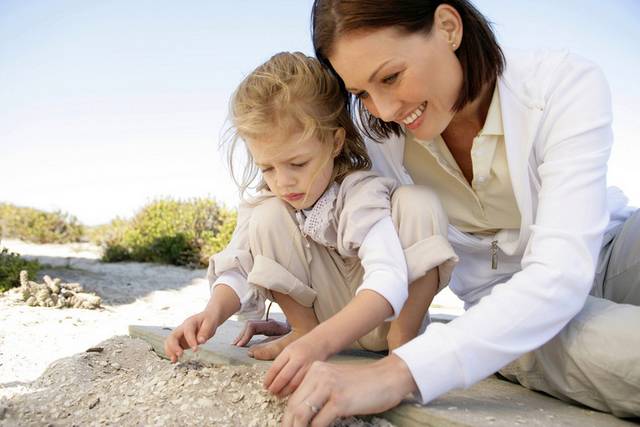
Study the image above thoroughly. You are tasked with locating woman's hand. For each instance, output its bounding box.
[232,319,291,347]
[164,310,220,363]
[283,354,418,427]
[263,332,330,397]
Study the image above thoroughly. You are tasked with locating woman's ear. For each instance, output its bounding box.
[332,128,346,157]
[434,4,463,50]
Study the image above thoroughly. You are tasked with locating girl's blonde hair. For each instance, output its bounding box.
[224,51,370,198]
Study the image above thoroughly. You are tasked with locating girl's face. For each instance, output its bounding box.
[247,130,343,210]
[328,22,462,141]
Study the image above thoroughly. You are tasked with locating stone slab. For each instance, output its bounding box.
[129,321,635,427]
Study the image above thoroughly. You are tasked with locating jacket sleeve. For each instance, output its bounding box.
[206,200,266,318]
[394,53,613,402]
[356,216,409,321]
[336,172,398,256]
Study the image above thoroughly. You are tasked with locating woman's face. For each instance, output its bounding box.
[329,25,463,141]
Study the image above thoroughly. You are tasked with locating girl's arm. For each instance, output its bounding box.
[206,200,266,317]
[264,216,408,396]
[164,283,240,362]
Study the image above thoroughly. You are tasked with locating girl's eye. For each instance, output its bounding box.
[382,72,399,85]
[354,91,369,100]
[260,167,273,173]
[292,161,308,168]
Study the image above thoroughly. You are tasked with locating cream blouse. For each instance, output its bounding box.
[403,86,521,234]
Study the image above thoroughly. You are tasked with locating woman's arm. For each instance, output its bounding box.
[394,52,614,403]
[280,53,616,425]
[283,354,416,427]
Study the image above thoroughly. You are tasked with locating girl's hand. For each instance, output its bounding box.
[164,311,220,363]
[233,319,291,347]
[263,332,329,397]
[283,354,417,427]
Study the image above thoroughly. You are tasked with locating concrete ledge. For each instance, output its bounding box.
[129,321,635,427]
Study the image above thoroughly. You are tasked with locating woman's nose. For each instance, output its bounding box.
[370,93,402,123]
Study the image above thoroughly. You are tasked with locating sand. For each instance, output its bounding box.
[0,239,462,426]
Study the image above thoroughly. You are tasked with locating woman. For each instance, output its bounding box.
[242,1,640,425]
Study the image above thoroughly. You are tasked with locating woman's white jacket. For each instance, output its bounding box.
[381,49,633,402]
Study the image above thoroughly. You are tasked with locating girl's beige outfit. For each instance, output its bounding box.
[208,171,458,351]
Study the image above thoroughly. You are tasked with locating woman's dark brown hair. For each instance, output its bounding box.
[311,0,505,141]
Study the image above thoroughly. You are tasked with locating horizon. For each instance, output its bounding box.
[1,0,639,225]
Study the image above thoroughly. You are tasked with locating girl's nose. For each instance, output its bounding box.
[276,170,296,187]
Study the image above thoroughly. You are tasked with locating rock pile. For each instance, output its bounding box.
[18,270,102,309]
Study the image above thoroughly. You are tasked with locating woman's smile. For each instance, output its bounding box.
[401,102,427,129]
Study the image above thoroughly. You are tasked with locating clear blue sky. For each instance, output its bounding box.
[1,1,639,225]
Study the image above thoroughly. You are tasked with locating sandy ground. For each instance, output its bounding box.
[0,239,463,426]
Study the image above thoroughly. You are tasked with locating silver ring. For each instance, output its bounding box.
[304,400,320,414]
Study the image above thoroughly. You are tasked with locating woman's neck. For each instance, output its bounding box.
[442,80,495,144]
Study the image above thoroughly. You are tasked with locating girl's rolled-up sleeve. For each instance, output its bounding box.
[206,201,266,318]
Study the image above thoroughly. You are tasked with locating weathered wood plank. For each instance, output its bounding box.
[128,321,380,367]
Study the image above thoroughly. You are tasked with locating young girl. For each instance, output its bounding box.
[164,52,457,396]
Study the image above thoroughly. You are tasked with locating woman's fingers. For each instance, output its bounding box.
[312,399,340,427]
[283,364,328,427]
[286,356,415,425]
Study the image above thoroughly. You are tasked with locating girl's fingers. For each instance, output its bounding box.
[234,320,292,347]
[278,364,310,397]
[164,327,184,362]
[268,359,301,395]
[198,317,217,344]
[266,320,292,336]
[183,319,199,351]
[263,352,289,389]
[233,322,257,347]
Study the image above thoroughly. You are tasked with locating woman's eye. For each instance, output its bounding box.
[354,91,369,100]
[292,162,308,168]
[261,167,273,173]
[382,72,399,85]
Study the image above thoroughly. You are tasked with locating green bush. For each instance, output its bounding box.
[0,203,84,244]
[99,198,236,267]
[0,247,40,292]
[200,209,237,266]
